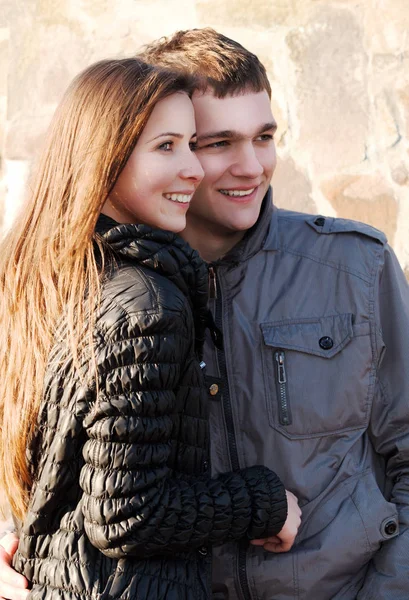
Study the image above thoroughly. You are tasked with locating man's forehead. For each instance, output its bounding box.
[192,89,275,135]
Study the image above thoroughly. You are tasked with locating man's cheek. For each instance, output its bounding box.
[197,157,223,183]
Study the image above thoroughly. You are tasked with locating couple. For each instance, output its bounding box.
[1,28,409,600]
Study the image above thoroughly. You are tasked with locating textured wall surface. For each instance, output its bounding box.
[1,0,408,275]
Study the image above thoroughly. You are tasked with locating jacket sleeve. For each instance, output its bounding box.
[358,245,409,599]
[80,305,287,558]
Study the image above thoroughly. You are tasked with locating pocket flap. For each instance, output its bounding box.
[261,314,354,358]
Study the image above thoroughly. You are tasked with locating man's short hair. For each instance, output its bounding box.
[140,28,271,98]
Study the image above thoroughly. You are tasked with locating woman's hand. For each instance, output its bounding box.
[250,490,301,553]
[0,533,28,600]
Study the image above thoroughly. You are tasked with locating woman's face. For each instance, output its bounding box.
[102,92,203,232]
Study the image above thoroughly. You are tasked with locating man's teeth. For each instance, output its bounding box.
[164,193,191,203]
[219,188,256,197]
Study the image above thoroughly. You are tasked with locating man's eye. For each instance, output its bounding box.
[158,141,172,151]
[189,141,198,151]
[256,134,274,142]
[207,140,228,148]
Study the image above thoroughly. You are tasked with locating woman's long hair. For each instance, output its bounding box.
[0,57,195,520]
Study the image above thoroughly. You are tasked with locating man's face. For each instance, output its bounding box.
[188,89,277,238]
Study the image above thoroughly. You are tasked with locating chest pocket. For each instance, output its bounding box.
[260,314,373,438]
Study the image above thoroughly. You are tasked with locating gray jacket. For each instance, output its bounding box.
[206,189,409,600]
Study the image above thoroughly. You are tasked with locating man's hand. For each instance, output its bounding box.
[0,533,28,600]
[250,490,301,553]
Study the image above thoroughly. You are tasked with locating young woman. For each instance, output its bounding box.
[0,58,289,599]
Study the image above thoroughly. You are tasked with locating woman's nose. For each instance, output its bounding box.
[180,153,204,183]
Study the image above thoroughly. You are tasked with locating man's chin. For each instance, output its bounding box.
[223,216,259,234]
[226,205,264,232]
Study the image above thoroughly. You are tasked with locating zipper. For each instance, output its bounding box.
[274,350,292,426]
[238,541,252,600]
[211,266,252,600]
[208,266,217,299]
[211,266,240,472]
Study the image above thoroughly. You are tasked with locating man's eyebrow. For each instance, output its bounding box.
[259,121,278,133]
[197,122,277,143]
[196,130,235,143]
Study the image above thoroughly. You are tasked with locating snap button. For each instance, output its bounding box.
[203,460,209,470]
[198,546,208,556]
[319,336,333,350]
[314,217,325,227]
[209,383,219,396]
[382,519,398,537]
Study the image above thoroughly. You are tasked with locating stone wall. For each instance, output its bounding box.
[1,0,408,275]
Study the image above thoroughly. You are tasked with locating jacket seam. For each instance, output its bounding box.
[18,555,94,569]
[261,312,352,326]
[280,246,374,284]
[101,359,183,373]
[82,439,204,453]
[341,482,372,557]
[29,583,94,598]
[262,332,351,356]
[367,243,385,427]
[99,329,190,345]
[269,422,368,440]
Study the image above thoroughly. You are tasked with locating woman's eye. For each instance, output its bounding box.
[158,141,172,151]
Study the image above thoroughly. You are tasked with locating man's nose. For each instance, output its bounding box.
[230,144,264,178]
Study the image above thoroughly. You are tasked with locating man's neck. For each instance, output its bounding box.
[181,220,245,263]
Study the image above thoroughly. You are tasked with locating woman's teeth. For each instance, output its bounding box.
[219,188,256,197]
[164,193,192,203]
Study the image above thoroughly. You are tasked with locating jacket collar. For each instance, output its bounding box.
[96,214,209,320]
[211,187,277,267]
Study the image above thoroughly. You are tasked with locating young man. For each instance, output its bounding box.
[1,28,409,600]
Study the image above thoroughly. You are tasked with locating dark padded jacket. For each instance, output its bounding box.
[13,215,287,600]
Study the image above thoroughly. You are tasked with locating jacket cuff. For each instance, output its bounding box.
[239,465,287,539]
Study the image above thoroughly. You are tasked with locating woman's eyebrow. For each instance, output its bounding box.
[148,132,183,142]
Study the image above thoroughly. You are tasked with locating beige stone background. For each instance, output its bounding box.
[0,0,408,270]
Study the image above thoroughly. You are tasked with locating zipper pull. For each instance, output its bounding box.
[275,350,291,426]
[208,266,217,299]
[275,351,287,384]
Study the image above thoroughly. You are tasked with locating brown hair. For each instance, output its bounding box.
[140,28,271,98]
[0,58,195,520]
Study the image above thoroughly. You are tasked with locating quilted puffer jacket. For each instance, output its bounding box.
[13,215,287,600]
